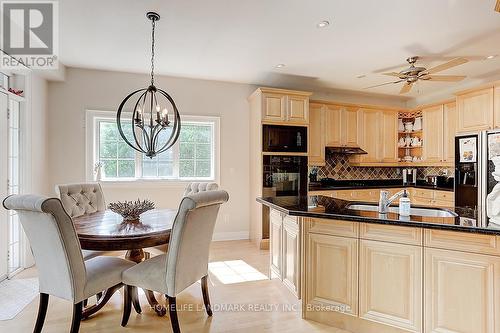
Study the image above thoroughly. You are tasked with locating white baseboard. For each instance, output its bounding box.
[212,231,249,241]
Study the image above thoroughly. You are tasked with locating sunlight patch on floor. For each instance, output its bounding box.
[209,260,268,284]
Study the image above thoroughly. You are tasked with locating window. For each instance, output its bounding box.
[87,111,219,182]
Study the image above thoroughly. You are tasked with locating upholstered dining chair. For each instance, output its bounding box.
[153,182,219,255]
[183,182,218,196]
[3,194,136,333]
[55,182,109,261]
[121,190,229,333]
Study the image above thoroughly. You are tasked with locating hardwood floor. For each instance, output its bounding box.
[0,240,347,332]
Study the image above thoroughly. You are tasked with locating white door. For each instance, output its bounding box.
[7,99,22,276]
[0,92,8,281]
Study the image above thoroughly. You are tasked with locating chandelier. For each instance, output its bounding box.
[116,11,181,158]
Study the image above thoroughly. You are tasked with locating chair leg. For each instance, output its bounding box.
[201,275,213,316]
[70,302,83,333]
[130,286,142,314]
[121,285,132,327]
[33,293,49,333]
[167,296,181,333]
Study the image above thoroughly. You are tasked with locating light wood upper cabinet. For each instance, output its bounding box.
[457,87,494,133]
[262,92,287,122]
[380,110,398,162]
[306,233,358,316]
[359,240,422,333]
[287,95,309,124]
[308,103,325,166]
[251,88,311,124]
[325,104,343,146]
[343,107,360,147]
[422,105,444,163]
[425,248,500,333]
[356,109,381,163]
[324,104,360,147]
[443,102,457,163]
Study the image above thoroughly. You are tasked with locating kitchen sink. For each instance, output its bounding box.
[347,204,458,218]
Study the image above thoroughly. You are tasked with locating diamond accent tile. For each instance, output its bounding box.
[312,154,454,180]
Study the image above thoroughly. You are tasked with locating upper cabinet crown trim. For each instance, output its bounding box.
[310,99,404,112]
[249,87,312,100]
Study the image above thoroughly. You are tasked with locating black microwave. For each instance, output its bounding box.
[262,125,307,153]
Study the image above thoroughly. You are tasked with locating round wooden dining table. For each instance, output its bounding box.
[73,208,176,318]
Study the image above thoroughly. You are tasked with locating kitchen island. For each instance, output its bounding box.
[258,195,500,333]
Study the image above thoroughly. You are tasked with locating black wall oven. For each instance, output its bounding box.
[263,155,308,197]
[262,124,307,153]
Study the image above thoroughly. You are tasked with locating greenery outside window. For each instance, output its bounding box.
[87,111,219,182]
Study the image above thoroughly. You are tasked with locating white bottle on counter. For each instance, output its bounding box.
[399,190,411,217]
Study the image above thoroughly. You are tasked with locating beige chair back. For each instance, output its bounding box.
[3,194,86,302]
[165,190,228,296]
[183,182,218,196]
[55,182,106,218]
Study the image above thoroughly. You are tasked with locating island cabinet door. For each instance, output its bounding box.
[269,209,283,279]
[359,240,422,333]
[282,215,300,298]
[425,248,500,333]
[306,233,358,316]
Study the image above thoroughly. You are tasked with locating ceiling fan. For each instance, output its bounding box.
[365,56,468,94]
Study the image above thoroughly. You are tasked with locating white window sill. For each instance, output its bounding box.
[97,178,218,189]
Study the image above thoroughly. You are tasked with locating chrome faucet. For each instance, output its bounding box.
[378,190,406,213]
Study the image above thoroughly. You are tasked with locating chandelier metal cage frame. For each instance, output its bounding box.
[116,11,181,159]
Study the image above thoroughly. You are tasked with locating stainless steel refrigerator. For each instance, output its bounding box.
[455,130,500,227]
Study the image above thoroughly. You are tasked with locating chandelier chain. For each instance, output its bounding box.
[150,19,156,85]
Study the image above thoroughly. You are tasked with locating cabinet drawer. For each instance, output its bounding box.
[424,229,500,256]
[434,190,454,202]
[412,188,434,199]
[309,218,358,238]
[360,223,422,246]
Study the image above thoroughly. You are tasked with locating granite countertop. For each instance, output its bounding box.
[257,195,500,235]
[308,179,454,192]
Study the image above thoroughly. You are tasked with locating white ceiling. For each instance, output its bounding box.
[60,0,500,99]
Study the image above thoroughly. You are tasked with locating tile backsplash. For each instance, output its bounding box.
[313,154,454,180]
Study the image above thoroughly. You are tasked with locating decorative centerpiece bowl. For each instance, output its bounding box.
[108,199,155,222]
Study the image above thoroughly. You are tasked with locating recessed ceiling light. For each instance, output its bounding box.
[486,55,498,60]
[316,20,330,28]
[274,64,286,69]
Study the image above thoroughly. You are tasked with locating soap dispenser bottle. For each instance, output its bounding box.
[399,190,411,217]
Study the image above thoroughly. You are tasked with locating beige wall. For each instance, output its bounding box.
[47,67,254,240]
[29,74,50,196]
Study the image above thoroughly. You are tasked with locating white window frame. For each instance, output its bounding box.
[85,110,220,185]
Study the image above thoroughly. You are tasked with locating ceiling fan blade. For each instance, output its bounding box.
[364,80,403,89]
[382,72,402,77]
[496,0,500,12]
[422,58,468,74]
[399,82,413,94]
[420,75,466,82]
